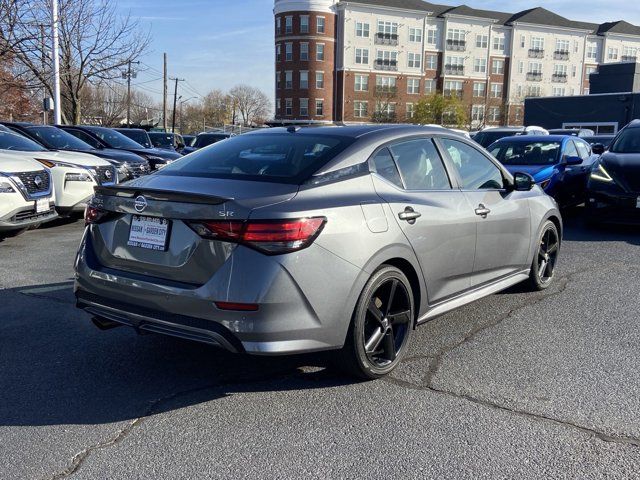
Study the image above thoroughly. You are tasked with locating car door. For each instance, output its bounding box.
[370,137,477,304]
[437,136,531,288]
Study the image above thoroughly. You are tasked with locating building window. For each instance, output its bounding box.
[426,54,437,70]
[586,66,597,76]
[316,71,324,89]
[276,71,281,89]
[376,75,396,92]
[492,36,505,51]
[554,64,568,76]
[526,85,542,97]
[354,101,368,118]
[476,34,488,49]
[375,102,396,116]
[276,17,281,34]
[426,28,437,45]
[530,37,544,51]
[492,59,504,74]
[608,47,618,61]
[300,15,309,34]
[552,87,566,97]
[355,48,369,65]
[406,103,415,119]
[623,46,638,61]
[518,61,524,74]
[300,98,309,116]
[444,80,463,96]
[520,35,525,48]
[355,74,368,91]
[315,99,324,116]
[317,17,325,34]
[489,106,500,122]
[407,52,421,69]
[409,27,422,43]
[474,58,487,73]
[555,39,570,54]
[285,98,292,115]
[377,21,399,36]
[583,88,589,95]
[490,83,502,98]
[471,105,485,122]
[446,28,466,50]
[587,43,598,60]
[572,65,577,77]
[424,79,436,93]
[473,82,485,98]
[285,71,292,89]
[316,44,325,61]
[529,61,542,74]
[445,55,464,74]
[300,42,309,61]
[276,44,281,62]
[376,50,398,70]
[285,42,292,61]
[356,22,370,37]
[407,78,420,94]
[300,70,308,89]
[276,98,281,113]
[285,16,292,34]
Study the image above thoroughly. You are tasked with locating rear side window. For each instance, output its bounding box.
[389,139,451,190]
[158,133,355,184]
[65,129,101,149]
[441,138,504,190]
[371,148,403,188]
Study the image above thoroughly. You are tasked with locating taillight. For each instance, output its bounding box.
[84,205,108,225]
[189,217,326,254]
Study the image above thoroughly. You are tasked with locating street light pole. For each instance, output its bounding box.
[51,0,62,124]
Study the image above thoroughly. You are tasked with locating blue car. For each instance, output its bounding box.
[489,135,599,208]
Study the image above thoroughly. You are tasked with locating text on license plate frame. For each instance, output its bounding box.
[128,215,171,251]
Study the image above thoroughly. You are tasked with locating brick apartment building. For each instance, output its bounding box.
[273,0,640,126]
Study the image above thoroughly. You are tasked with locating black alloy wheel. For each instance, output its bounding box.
[528,220,560,290]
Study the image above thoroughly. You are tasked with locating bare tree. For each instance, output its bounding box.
[1,0,150,124]
[228,84,271,126]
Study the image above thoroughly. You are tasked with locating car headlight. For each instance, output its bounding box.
[590,164,613,183]
[118,164,129,173]
[0,174,16,193]
[35,158,77,169]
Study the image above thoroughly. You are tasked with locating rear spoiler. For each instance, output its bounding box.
[94,186,231,205]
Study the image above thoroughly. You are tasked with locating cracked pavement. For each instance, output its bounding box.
[1,212,639,479]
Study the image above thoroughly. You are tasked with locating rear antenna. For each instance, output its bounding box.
[287,125,301,133]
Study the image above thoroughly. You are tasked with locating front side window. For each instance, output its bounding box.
[609,128,640,153]
[390,139,451,190]
[442,138,504,190]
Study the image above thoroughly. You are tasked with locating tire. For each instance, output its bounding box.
[527,220,560,291]
[339,265,414,379]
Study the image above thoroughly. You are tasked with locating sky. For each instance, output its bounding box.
[117,0,640,105]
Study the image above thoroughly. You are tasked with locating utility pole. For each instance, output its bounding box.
[40,23,47,125]
[122,60,139,127]
[51,0,62,124]
[162,53,168,131]
[170,77,185,133]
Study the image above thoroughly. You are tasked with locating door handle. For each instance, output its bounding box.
[475,204,491,218]
[398,207,421,224]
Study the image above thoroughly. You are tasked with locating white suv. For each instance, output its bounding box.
[0,130,117,216]
[0,152,57,235]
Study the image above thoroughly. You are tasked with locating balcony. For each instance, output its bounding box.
[553,50,570,60]
[444,64,464,75]
[551,73,568,83]
[528,48,544,58]
[444,89,464,97]
[622,55,638,62]
[374,59,398,71]
[375,32,399,46]
[526,72,543,82]
[446,39,466,51]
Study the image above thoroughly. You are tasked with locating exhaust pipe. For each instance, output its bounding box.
[91,316,123,331]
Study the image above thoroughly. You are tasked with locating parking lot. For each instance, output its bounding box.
[1,210,639,479]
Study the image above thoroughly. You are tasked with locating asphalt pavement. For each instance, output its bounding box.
[1,211,639,479]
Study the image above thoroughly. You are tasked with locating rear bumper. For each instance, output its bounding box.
[74,230,365,355]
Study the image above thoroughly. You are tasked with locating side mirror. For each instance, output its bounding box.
[513,172,535,191]
[564,155,583,165]
[591,143,605,155]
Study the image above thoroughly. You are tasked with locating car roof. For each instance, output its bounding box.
[116,128,146,132]
[245,124,450,139]
[493,135,576,143]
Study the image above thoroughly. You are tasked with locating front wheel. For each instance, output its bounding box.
[339,266,414,379]
[527,220,560,291]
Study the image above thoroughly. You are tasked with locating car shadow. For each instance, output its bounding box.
[0,281,352,428]
[562,208,640,245]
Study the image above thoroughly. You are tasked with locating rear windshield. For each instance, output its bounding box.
[27,126,94,150]
[118,129,151,148]
[193,133,230,148]
[158,133,355,184]
[149,132,175,148]
[0,131,47,152]
[490,141,561,165]
[474,131,518,148]
[609,128,640,154]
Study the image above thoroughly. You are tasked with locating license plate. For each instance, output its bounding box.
[128,215,171,251]
[35,198,50,213]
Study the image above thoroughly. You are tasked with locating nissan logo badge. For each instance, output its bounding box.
[104,169,112,179]
[134,195,147,213]
[34,175,43,188]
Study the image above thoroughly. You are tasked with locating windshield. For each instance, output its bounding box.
[158,133,355,184]
[148,132,174,148]
[84,126,145,149]
[491,141,561,166]
[0,131,47,152]
[27,126,94,151]
[118,129,151,148]
[609,128,640,154]
[194,133,229,148]
[474,131,518,148]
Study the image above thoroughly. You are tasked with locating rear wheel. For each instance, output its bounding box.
[527,221,560,291]
[340,266,414,379]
